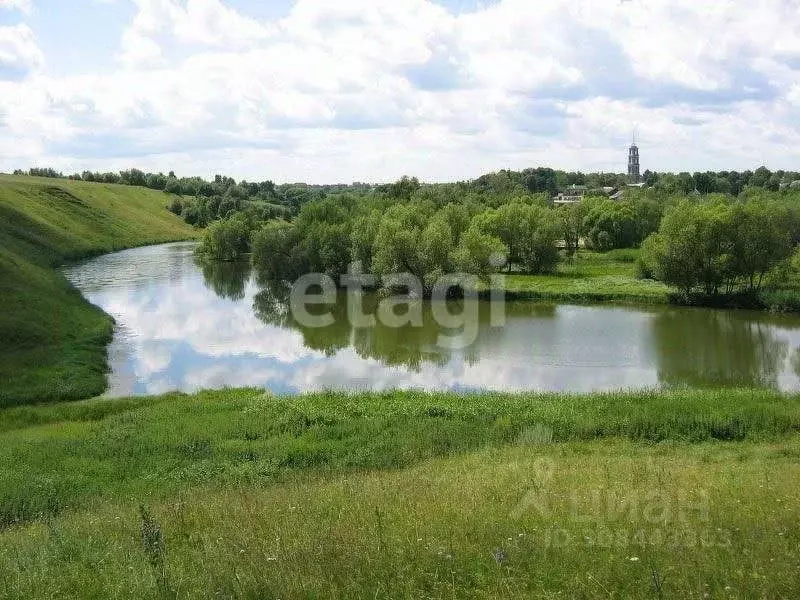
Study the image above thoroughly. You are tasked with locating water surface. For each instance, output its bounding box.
[65,242,800,396]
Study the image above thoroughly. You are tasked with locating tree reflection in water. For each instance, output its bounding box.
[249,274,551,370]
[197,257,252,301]
[653,308,790,388]
[199,263,800,390]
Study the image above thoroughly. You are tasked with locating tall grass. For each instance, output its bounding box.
[1,388,799,526]
[1,388,799,597]
[1,435,798,598]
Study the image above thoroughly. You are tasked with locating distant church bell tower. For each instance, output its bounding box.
[628,132,641,183]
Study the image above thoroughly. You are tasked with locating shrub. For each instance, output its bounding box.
[199,215,252,261]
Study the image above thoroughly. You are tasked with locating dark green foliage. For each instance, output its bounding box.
[641,199,794,297]
[251,221,308,281]
[248,194,513,293]
[471,202,561,273]
[583,197,662,251]
[167,196,183,215]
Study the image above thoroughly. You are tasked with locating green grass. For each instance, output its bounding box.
[490,250,800,309]
[1,388,799,598]
[486,250,671,305]
[0,175,197,407]
[1,388,799,523]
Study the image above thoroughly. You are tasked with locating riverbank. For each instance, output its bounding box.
[0,388,798,598]
[486,249,800,311]
[486,249,670,305]
[0,175,198,407]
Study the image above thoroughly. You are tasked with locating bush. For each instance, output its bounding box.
[199,216,252,261]
[167,196,183,215]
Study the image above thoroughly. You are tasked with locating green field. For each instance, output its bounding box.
[486,249,800,310]
[0,175,197,407]
[494,249,671,304]
[0,388,798,598]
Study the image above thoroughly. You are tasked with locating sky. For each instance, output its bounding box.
[1,0,799,183]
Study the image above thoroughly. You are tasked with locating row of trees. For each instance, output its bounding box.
[14,165,800,229]
[640,199,797,297]
[200,188,667,293]
[197,186,800,306]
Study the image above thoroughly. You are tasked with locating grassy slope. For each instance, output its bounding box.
[0,388,799,598]
[0,175,197,407]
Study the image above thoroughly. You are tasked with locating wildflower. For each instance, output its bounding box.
[629,556,640,562]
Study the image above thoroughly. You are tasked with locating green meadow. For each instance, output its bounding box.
[0,388,799,598]
[0,175,197,407]
[496,249,671,304]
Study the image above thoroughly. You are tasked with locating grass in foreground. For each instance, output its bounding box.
[0,388,799,598]
[3,387,799,523]
[0,175,197,407]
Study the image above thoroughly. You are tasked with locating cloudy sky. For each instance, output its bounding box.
[1,0,799,183]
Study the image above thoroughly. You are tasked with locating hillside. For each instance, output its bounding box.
[0,175,198,407]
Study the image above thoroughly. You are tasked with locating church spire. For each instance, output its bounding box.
[628,132,641,183]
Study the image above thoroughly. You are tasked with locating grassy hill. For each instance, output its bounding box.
[0,175,198,407]
[0,388,798,598]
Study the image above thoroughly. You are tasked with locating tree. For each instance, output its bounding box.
[471,202,561,273]
[523,167,558,197]
[145,173,168,190]
[750,166,772,188]
[372,203,447,292]
[164,177,182,194]
[251,221,308,281]
[727,201,793,292]
[167,197,183,215]
[198,215,252,261]
[559,202,586,259]
[583,199,637,250]
[640,199,794,297]
[350,210,382,273]
[451,226,508,279]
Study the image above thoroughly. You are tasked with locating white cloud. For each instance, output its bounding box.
[0,0,31,13]
[119,0,272,64]
[2,0,800,179]
[0,23,43,75]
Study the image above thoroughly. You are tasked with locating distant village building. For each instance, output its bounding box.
[553,185,588,205]
[553,136,645,204]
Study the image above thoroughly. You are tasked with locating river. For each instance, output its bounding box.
[64,242,800,396]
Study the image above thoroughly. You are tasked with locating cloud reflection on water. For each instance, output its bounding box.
[64,243,800,396]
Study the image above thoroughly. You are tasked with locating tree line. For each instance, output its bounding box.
[12,164,800,228]
[640,195,798,298]
[199,185,800,305]
[13,163,800,304]
[198,186,668,292]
